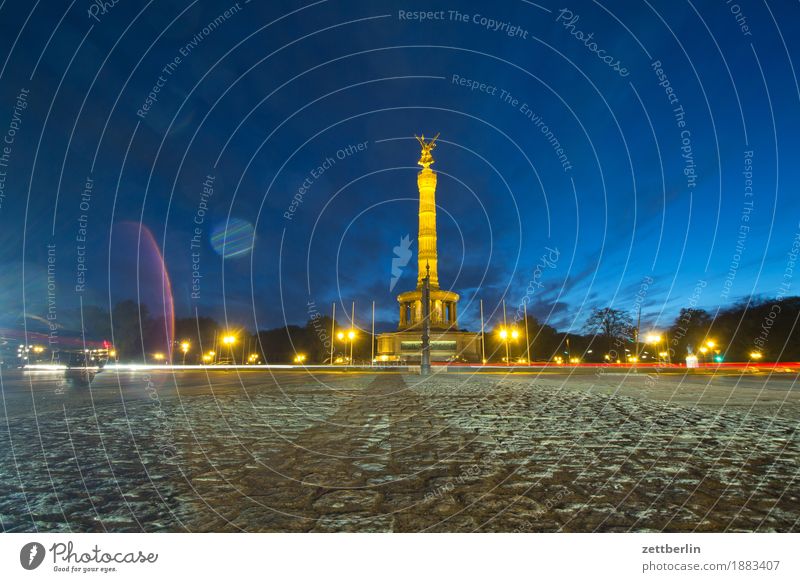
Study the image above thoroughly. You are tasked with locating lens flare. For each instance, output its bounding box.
[112,222,175,359]
[210,218,254,259]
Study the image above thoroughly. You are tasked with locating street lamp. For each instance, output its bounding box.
[337,330,356,363]
[180,341,190,365]
[153,352,165,363]
[294,354,307,364]
[644,333,668,365]
[222,335,236,364]
[498,327,519,365]
[750,351,763,360]
[348,330,356,363]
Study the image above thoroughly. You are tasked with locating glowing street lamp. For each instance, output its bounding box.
[180,341,190,364]
[294,354,307,364]
[337,330,356,363]
[750,351,763,360]
[153,352,165,362]
[348,330,356,362]
[497,327,519,365]
[644,333,669,365]
[222,335,237,364]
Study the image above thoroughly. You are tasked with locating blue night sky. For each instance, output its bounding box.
[1,0,799,336]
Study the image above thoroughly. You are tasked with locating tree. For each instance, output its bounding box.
[518,315,561,362]
[585,307,634,357]
[669,307,713,358]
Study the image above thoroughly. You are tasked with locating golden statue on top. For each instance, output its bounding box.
[415,133,440,168]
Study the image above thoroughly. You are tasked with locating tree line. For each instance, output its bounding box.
[56,296,800,363]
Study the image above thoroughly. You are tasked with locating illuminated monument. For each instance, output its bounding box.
[377,135,481,363]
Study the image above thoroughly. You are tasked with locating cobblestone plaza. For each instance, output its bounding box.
[1,368,798,532]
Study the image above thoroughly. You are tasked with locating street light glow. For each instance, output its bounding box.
[180,341,190,353]
[223,335,236,345]
[645,333,662,343]
[498,328,508,340]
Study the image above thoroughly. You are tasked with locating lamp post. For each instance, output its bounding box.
[498,327,519,365]
[421,263,431,375]
[222,334,236,364]
[645,333,662,365]
[337,330,356,364]
[180,341,190,365]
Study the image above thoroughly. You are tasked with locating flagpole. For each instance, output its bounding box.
[480,299,485,364]
[523,301,531,366]
[330,303,336,365]
[350,301,355,364]
[503,300,509,366]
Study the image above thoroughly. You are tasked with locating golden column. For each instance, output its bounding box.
[416,133,440,290]
[396,133,459,331]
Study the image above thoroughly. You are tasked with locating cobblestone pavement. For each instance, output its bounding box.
[1,369,798,532]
